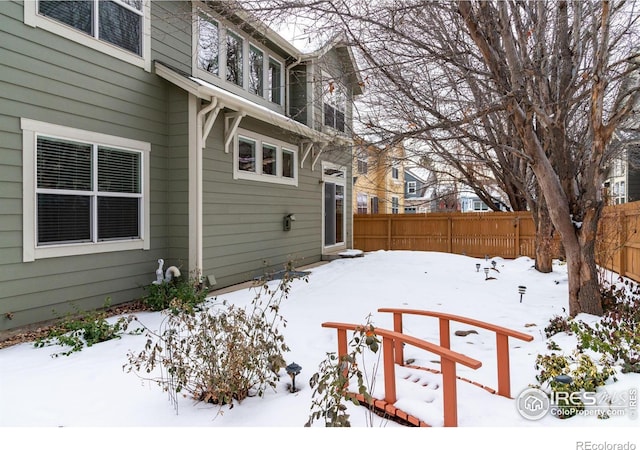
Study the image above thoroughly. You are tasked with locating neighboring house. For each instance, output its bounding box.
[0,0,362,331]
[352,137,405,214]
[459,190,492,212]
[604,132,640,205]
[404,167,436,213]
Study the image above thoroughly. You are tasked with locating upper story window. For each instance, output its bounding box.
[392,166,399,180]
[26,0,150,70]
[198,17,219,75]
[357,152,368,174]
[226,31,244,86]
[407,181,417,194]
[234,129,298,186]
[249,45,264,96]
[196,10,284,106]
[21,119,150,262]
[323,75,347,132]
[268,58,283,104]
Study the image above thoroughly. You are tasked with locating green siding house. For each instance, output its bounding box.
[0,0,362,331]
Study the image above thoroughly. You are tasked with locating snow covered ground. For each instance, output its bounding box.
[1,250,637,449]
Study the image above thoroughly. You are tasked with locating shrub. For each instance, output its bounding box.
[544,312,571,338]
[124,267,300,413]
[534,351,616,419]
[305,315,381,427]
[572,279,640,373]
[142,274,208,313]
[35,299,137,357]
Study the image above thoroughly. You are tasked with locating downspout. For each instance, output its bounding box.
[194,97,219,278]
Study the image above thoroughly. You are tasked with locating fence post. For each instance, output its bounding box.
[620,210,627,278]
[515,216,520,258]
[387,216,392,250]
[447,216,452,254]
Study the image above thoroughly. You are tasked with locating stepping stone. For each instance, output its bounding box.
[454,330,479,337]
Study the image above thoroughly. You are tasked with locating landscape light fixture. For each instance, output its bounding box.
[491,260,497,269]
[476,263,481,272]
[286,362,302,393]
[518,285,527,302]
[484,267,490,280]
[554,374,573,385]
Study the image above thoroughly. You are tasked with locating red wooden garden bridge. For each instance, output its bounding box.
[322,308,534,427]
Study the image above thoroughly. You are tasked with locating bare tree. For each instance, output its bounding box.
[241,0,640,316]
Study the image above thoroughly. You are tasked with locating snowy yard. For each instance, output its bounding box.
[1,250,637,449]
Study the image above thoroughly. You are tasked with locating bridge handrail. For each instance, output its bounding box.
[377,308,534,398]
[321,321,482,427]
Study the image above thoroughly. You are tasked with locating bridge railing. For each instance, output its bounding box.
[321,321,482,427]
[377,308,534,398]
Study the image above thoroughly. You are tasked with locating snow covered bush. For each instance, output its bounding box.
[124,268,300,412]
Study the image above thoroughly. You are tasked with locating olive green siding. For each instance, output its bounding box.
[0,1,192,331]
[0,1,357,332]
[200,116,324,287]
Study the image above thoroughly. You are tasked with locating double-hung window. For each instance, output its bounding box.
[357,193,368,214]
[25,0,150,70]
[234,130,298,186]
[391,196,400,214]
[407,181,417,194]
[21,119,150,262]
[357,154,368,174]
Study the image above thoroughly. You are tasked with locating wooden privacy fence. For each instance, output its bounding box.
[353,202,640,282]
[597,202,640,283]
[353,211,559,259]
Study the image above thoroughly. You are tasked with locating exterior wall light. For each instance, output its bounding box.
[283,213,296,231]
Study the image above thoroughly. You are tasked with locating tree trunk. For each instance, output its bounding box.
[533,200,554,273]
[564,223,604,317]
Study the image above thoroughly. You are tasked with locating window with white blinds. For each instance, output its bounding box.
[21,118,150,261]
[36,137,142,245]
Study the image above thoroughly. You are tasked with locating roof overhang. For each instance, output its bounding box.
[155,61,349,145]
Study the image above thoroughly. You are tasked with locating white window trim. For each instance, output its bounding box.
[21,118,151,262]
[268,57,284,106]
[24,0,151,72]
[322,161,347,249]
[233,129,298,186]
[357,192,368,214]
[391,195,400,214]
[407,181,417,194]
[193,7,286,107]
